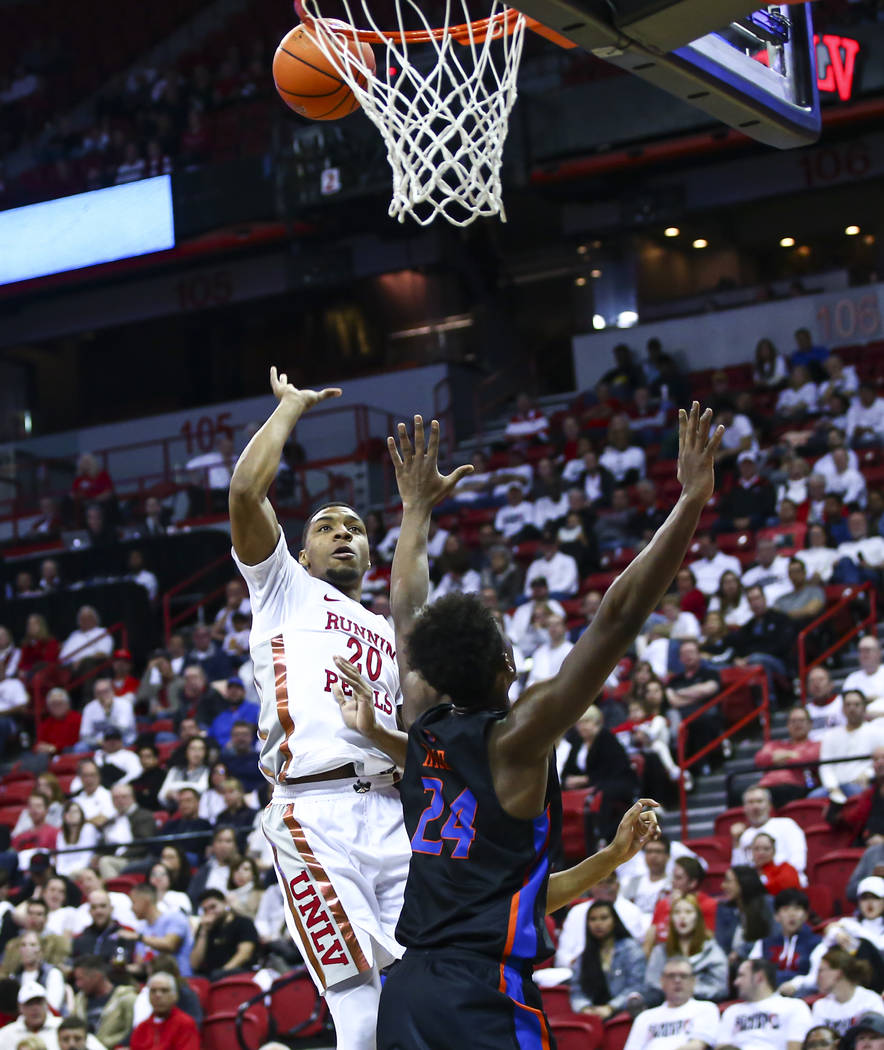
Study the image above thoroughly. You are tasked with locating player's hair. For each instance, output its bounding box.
[774,888,809,912]
[407,594,508,710]
[674,856,704,886]
[300,502,363,547]
[822,948,873,987]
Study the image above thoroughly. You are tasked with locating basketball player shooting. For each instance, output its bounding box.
[228,368,469,1050]
[338,404,723,1049]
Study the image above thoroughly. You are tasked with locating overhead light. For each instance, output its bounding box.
[845,225,861,236]
[577,244,589,255]
[617,310,639,328]
[693,238,708,249]
[575,276,587,287]
[591,240,602,249]
[590,268,602,279]
[592,314,606,330]
[780,236,796,248]
[664,226,680,238]
[864,234,876,245]
[797,245,812,257]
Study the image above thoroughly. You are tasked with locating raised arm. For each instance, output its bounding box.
[496,403,724,765]
[387,417,473,726]
[228,367,341,565]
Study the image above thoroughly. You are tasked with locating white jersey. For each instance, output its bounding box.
[810,987,884,1035]
[717,994,812,1050]
[624,999,720,1050]
[233,531,402,782]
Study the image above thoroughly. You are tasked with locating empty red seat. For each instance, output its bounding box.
[266,972,328,1041]
[810,849,866,914]
[714,806,746,840]
[805,824,855,874]
[561,790,590,862]
[778,798,827,825]
[201,1010,268,1050]
[552,1016,604,1049]
[540,986,576,1020]
[684,835,730,867]
[206,975,263,1018]
[605,1011,633,1050]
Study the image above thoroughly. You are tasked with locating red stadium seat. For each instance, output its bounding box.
[0,770,36,786]
[683,836,731,867]
[810,850,866,914]
[778,798,827,825]
[105,874,145,894]
[206,976,263,1018]
[50,754,91,775]
[561,790,591,862]
[714,807,746,840]
[0,806,23,829]
[187,977,210,1015]
[540,986,579,1020]
[605,1011,633,1050]
[267,972,328,1040]
[201,1010,268,1050]
[552,1016,604,1049]
[701,864,729,897]
[805,884,834,924]
[0,782,38,805]
[804,824,856,875]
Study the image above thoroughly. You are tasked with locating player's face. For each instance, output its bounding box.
[300,507,370,588]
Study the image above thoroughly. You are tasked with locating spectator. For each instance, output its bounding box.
[844,1016,884,1050]
[130,744,165,812]
[846,383,884,448]
[718,452,777,532]
[811,691,881,804]
[814,429,860,486]
[494,449,535,499]
[819,355,860,402]
[28,497,63,540]
[72,762,115,829]
[172,666,225,730]
[71,455,113,505]
[731,785,808,876]
[56,801,101,878]
[568,590,602,644]
[805,667,847,741]
[623,838,671,917]
[665,640,723,776]
[13,775,64,834]
[160,788,212,863]
[83,504,117,547]
[493,484,536,541]
[0,898,68,975]
[773,559,826,627]
[523,527,579,598]
[778,458,811,508]
[185,432,235,513]
[125,551,158,602]
[92,729,142,786]
[595,487,640,552]
[78,679,135,751]
[843,638,884,713]
[136,652,181,721]
[96,783,156,880]
[726,585,795,697]
[225,857,261,920]
[129,971,198,1050]
[186,827,238,905]
[750,888,820,989]
[810,949,881,1035]
[751,832,801,896]
[125,883,193,979]
[220,721,262,796]
[791,328,830,378]
[12,931,67,1013]
[717,959,812,1050]
[847,746,884,847]
[72,955,136,1049]
[0,628,19,682]
[108,650,137,701]
[647,856,719,951]
[428,551,481,602]
[569,900,646,1019]
[504,392,549,444]
[834,512,884,587]
[599,415,647,485]
[624,954,720,1050]
[644,896,729,1007]
[209,679,259,751]
[675,567,707,622]
[601,344,646,396]
[214,780,256,851]
[197,761,230,825]
[148,864,192,919]
[114,141,145,184]
[211,580,250,643]
[743,537,792,601]
[754,707,820,807]
[451,450,493,503]
[0,981,100,1050]
[526,615,573,687]
[580,450,616,507]
[796,524,840,585]
[777,366,819,420]
[480,546,523,609]
[11,796,58,860]
[708,571,753,629]
[59,608,112,675]
[134,496,169,537]
[183,626,232,682]
[717,866,774,968]
[754,338,789,389]
[17,615,60,682]
[691,533,742,597]
[189,889,258,980]
[71,890,132,964]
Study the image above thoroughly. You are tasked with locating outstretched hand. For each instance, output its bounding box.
[609,799,661,864]
[332,656,378,739]
[270,366,341,415]
[677,401,725,506]
[387,415,474,513]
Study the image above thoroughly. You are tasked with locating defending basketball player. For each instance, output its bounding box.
[228,367,472,1050]
[359,404,723,1049]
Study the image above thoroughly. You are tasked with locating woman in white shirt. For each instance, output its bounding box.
[149,861,192,917]
[708,571,753,628]
[777,457,810,508]
[14,931,70,1013]
[754,338,789,389]
[797,524,840,585]
[55,801,100,878]
[157,737,209,809]
[198,761,229,824]
[810,949,882,1034]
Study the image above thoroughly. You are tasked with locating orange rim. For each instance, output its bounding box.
[293,3,576,49]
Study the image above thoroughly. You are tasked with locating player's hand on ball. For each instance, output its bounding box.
[387,415,474,512]
[333,656,378,738]
[269,366,342,414]
[610,798,660,863]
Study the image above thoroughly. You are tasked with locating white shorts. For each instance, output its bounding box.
[262,771,411,992]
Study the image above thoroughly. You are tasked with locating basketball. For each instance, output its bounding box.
[273,22,376,121]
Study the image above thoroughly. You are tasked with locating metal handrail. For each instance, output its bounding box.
[161,551,233,643]
[725,751,875,804]
[797,582,877,701]
[677,665,771,840]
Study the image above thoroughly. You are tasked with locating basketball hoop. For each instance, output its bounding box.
[293,1,541,226]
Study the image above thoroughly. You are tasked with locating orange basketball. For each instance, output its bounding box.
[273,22,376,121]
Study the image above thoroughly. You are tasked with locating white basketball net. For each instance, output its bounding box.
[298,0,527,226]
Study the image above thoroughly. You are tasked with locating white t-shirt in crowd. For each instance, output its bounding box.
[716,994,812,1050]
[524,551,579,596]
[733,817,807,875]
[494,501,537,539]
[691,551,743,596]
[623,872,670,916]
[232,530,402,781]
[796,547,840,584]
[526,640,573,686]
[624,998,720,1050]
[554,896,648,969]
[810,986,884,1035]
[843,665,884,705]
[599,445,646,482]
[805,695,846,741]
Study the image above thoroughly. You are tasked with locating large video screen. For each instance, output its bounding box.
[0,175,175,287]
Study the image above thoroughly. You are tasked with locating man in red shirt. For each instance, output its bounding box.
[129,972,198,1050]
[111,650,139,699]
[754,706,820,808]
[35,688,82,760]
[11,795,58,854]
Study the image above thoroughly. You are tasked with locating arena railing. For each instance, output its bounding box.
[797,582,877,702]
[676,665,771,840]
[724,752,874,810]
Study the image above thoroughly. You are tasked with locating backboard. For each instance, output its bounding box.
[512,1,820,148]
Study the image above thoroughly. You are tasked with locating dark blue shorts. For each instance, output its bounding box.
[377,948,556,1050]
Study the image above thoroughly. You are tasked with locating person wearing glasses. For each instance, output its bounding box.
[624,956,720,1050]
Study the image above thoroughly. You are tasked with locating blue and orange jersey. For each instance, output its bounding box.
[395,703,563,967]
